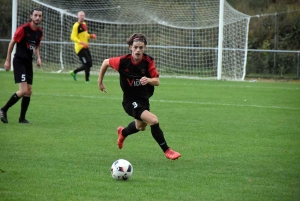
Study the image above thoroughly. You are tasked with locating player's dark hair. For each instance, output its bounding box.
[30,8,43,15]
[127,33,147,46]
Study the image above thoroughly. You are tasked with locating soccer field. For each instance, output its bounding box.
[0,72,299,201]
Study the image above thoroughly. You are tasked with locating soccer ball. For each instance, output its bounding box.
[110,159,133,180]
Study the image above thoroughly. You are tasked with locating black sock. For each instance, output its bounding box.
[85,66,91,81]
[150,123,169,152]
[122,121,139,137]
[74,64,85,74]
[1,93,21,111]
[19,96,30,120]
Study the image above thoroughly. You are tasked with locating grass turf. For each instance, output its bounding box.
[0,72,300,201]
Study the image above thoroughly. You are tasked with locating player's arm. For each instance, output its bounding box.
[35,46,41,66]
[70,23,80,43]
[140,60,160,86]
[87,24,96,39]
[90,33,96,39]
[98,59,110,93]
[4,39,16,71]
[140,77,160,86]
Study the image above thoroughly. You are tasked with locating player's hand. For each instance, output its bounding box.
[140,76,149,85]
[79,41,88,48]
[99,83,107,93]
[4,60,10,72]
[36,58,41,67]
[90,34,97,39]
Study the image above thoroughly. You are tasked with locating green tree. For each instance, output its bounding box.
[0,0,12,38]
[0,0,12,60]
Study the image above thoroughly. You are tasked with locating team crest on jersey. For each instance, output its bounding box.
[141,69,146,74]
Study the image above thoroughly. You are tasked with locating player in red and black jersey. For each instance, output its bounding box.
[0,8,43,124]
[98,33,181,160]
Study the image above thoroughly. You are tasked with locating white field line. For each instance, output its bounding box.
[34,93,300,110]
[168,83,300,91]
[37,75,300,91]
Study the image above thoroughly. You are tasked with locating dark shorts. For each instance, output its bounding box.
[77,48,92,66]
[13,57,33,84]
[123,101,150,121]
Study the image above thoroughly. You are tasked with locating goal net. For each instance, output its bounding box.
[15,0,250,80]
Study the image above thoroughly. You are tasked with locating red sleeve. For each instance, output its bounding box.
[148,60,159,78]
[13,26,25,43]
[109,57,121,71]
[36,30,43,47]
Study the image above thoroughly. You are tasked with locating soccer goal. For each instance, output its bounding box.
[13,0,250,80]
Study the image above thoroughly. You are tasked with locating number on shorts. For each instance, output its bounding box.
[132,102,138,108]
[21,74,26,81]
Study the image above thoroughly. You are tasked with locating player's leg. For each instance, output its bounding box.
[117,120,146,149]
[0,82,28,123]
[0,58,26,123]
[141,110,181,160]
[70,49,86,81]
[117,101,145,149]
[19,60,33,123]
[70,70,77,81]
[141,110,168,152]
[84,66,90,82]
[19,84,32,123]
[0,91,21,123]
[83,49,92,82]
[121,121,142,137]
[71,64,85,81]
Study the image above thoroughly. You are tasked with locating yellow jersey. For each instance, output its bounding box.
[70,22,91,54]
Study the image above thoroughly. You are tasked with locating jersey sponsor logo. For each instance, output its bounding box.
[127,78,142,87]
[26,40,36,50]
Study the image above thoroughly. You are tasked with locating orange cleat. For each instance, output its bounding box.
[117,126,125,149]
[165,148,181,160]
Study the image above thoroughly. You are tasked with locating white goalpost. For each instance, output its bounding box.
[13,0,250,80]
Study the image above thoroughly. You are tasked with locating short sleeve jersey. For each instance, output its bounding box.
[109,54,159,103]
[13,22,43,61]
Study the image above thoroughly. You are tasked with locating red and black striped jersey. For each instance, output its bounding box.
[13,22,43,61]
[109,54,159,102]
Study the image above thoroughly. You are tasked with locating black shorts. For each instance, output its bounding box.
[13,57,33,84]
[77,48,92,66]
[123,101,150,121]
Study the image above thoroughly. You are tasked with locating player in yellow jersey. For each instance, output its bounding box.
[70,11,96,83]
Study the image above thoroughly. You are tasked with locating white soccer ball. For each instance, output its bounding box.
[110,159,133,180]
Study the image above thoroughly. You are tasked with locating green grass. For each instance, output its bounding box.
[0,72,300,201]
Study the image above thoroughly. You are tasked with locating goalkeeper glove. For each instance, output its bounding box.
[90,34,97,39]
[79,41,88,49]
